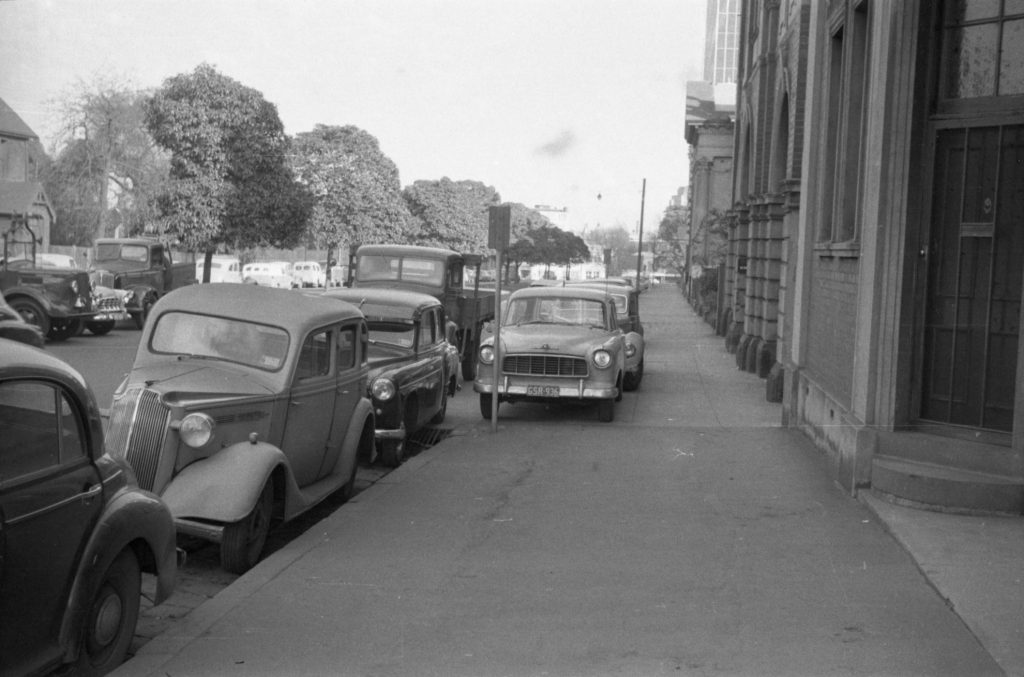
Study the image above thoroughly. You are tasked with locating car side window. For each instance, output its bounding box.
[0,380,68,480]
[59,392,86,462]
[418,311,435,350]
[295,329,332,380]
[337,326,356,370]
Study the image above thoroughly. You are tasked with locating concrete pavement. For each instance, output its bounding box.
[114,284,1023,677]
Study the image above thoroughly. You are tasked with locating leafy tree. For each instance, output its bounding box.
[402,178,501,254]
[290,124,413,267]
[584,225,635,275]
[45,76,169,243]
[500,203,553,282]
[521,225,590,277]
[145,63,312,277]
[655,203,689,276]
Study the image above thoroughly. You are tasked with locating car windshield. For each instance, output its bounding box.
[150,312,289,371]
[504,297,607,328]
[95,243,148,262]
[356,255,444,286]
[368,321,416,349]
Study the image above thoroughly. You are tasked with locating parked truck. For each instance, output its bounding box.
[350,244,495,380]
[0,220,97,341]
[91,238,195,328]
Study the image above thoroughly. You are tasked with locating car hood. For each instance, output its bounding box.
[497,324,616,353]
[126,361,277,402]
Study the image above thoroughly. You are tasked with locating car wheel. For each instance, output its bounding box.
[132,297,154,330]
[379,438,406,468]
[430,391,448,424]
[623,358,644,392]
[479,393,496,420]
[597,398,615,422]
[87,319,115,336]
[338,455,358,503]
[10,297,51,337]
[48,318,82,341]
[76,548,140,677]
[221,482,273,574]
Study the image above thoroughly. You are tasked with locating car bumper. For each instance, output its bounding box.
[474,378,617,400]
[376,423,406,441]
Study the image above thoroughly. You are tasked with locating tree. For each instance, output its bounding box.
[46,76,169,242]
[520,224,590,277]
[500,203,553,282]
[584,225,635,275]
[654,203,688,277]
[290,124,413,265]
[402,178,501,254]
[145,63,312,276]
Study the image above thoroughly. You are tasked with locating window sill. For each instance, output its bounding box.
[814,241,861,259]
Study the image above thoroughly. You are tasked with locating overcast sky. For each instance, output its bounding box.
[0,0,705,234]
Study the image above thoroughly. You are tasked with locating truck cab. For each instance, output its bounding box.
[92,238,194,328]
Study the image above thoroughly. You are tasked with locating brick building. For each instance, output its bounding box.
[728,1,1024,512]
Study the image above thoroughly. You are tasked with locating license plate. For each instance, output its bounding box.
[95,312,130,321]
[526,385,560,397]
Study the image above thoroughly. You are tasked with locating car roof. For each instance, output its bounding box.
[323,287,441,315]
[0,338,92,398]
[508,286,612,302]
[156,284,363,330]
[356,244,460,260]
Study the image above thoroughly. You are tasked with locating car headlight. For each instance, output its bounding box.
[479,345,495,365]
[371,377,396,401]
[179,413,215,448]
[70,279,79,294]
[592,350,612,369]
[625,342,637,358]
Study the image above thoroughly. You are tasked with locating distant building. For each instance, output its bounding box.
[703,0,740,84]
[0,97,54,252]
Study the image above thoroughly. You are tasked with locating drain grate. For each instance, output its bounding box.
[407,426,453,451]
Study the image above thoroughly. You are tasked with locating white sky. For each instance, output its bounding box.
[0,0,705,234]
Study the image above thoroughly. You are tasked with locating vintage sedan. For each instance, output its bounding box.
[0,339,178,677]
[474,286,642,422]
[565,280,645,389]
[324,287,459,467]
[106,284,375,573]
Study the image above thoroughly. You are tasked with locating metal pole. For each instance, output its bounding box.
[491,248,503,432]
[635,178,646,285]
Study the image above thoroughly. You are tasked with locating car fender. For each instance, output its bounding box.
[126,284,158,311]
[3,287,58,315]
[623,331,645,372]
[327,397,373,486]
[58,484,178,662]
[160,441,288,524]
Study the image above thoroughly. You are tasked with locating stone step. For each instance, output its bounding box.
[871,455,1024,515]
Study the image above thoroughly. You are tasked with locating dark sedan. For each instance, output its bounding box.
[324,287,459,466]
[0,339,178,677]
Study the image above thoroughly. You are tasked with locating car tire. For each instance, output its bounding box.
[479,393,495,420]
[221,481,273,574]
[87,319,115,336]
[623,358,644,391]
[75,548,141,677]
[10,297,51,337]
[379,438,406,468]
[338,455,358,503]
[597,398,615,422]
[132,297,154,330]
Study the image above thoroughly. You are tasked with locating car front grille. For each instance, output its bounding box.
[94,296,124,312]
[502,354,588,377]
[106,387,168,491]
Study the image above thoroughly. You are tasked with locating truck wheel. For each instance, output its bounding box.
[75,548,140,676]
[10,297,50,337]
[132,297,154,330]
[221,482,273,574]
[86,320,115,336]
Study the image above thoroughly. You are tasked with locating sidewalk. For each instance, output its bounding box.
[116,284,1024,677]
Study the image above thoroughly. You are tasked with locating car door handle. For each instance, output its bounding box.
[82,483,102,504]
[290,400,302,406]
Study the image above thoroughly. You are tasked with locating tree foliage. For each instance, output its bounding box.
[44,76,169,243]
[290,124,413,255]
[584,225,635,275]
[144,63,312,255]
[402,178,501,254]
[655,203,688,275]
[500,203,553,282]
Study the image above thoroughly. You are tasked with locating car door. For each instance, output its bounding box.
[0,379,102,677]
[317,321,366,478]
[280,327,336,487]
[415,308,445,419]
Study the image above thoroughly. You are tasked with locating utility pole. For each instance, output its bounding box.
[635,179,646,284]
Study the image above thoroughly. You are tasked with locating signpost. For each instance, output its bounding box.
[488,205,511,431]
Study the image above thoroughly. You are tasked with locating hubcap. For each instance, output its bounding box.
[93,588,123,647]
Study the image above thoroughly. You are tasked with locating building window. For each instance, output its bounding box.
[817,1,871,248]
[942,0,1024,100]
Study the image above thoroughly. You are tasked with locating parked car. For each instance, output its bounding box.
[0,293,44,347]
[474,286,642,422]
[566,280,645,335]
[324,288,459,466]
[241,260,296,288]
[105,284,375,573]
[0,339,179,677]
[195,255,243,284]
[292,260,326,288]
